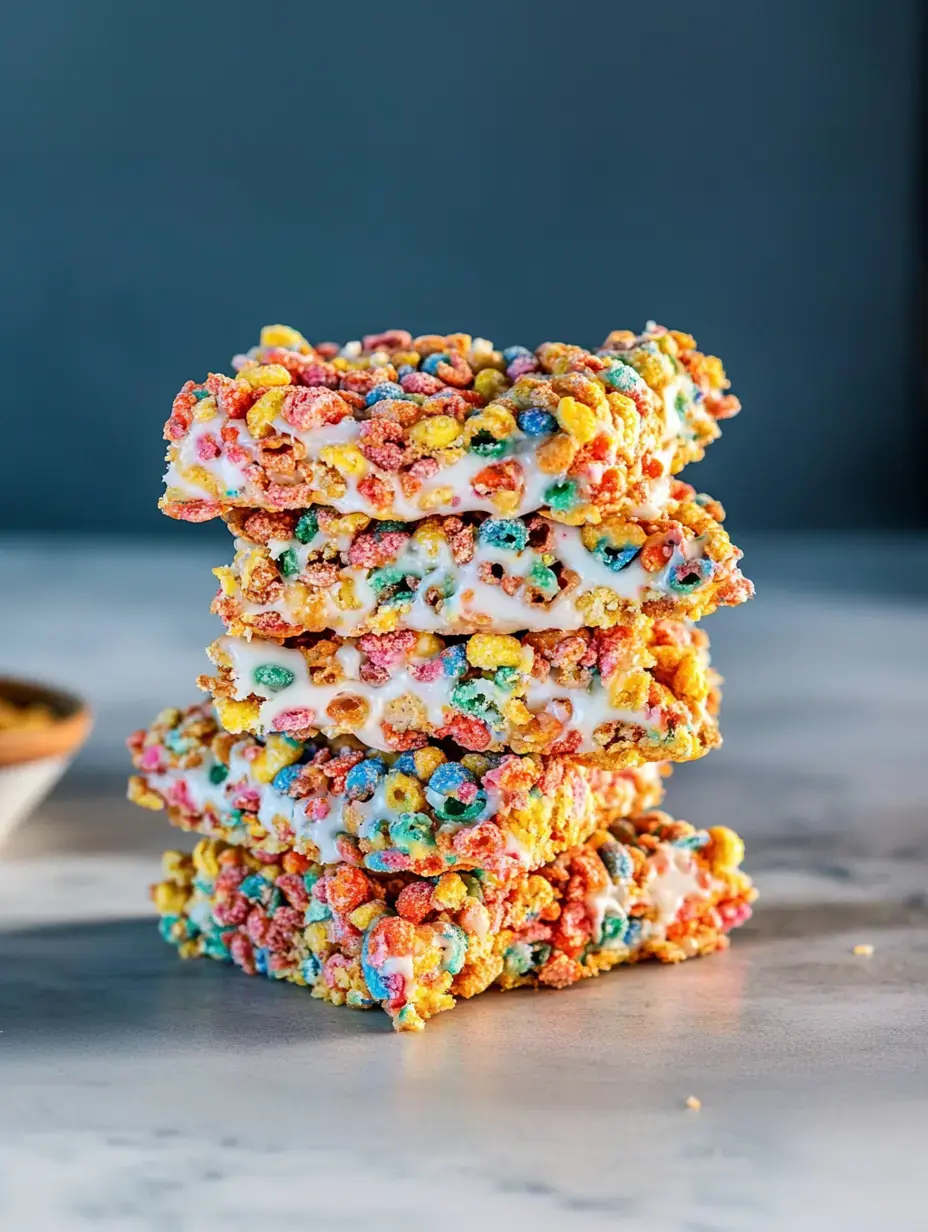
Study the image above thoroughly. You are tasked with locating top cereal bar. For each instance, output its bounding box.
[160,324,739,526]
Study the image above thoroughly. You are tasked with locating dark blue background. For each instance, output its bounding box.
[1,0,922,534]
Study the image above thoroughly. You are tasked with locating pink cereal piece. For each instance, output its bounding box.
[408,456,439,480]
[139,744,164,771]
[363,329,412,351]
[229,932,256,974]
[335,833,362,864]
[273,708,316,732]
[242,745,260,762]
[224,442,250,465]
[275,873,310,911]
[166,781,195,812]
[233,788,261,812]
[401,371,444,395]
[196,433,221,461]
[168,500,221,523]
[283,387,350,431]
[305,797,330,821]
[457,781,479,805]
[410,660,443,683]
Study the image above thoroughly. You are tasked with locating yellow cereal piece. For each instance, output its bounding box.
[706,826,745,872]
[608,669,650,711]
[410,415,462,450]
[319,444,368,478]
[176,463,221,497]
[704,355,727,390]
[152,881,189,916]
[418,486,455,512]
[384,772,426,812]
[414,632,444,658]
[582,519,647,552]
[246,388,288,439]
[536,433,578,474]
[161,850,193,884]
[328,513,371,538]
[466,633,524,669]
[503,697,533,726]
[127,776,164,810]
[546,504,601,527]
[329,578,360,613]
[191,839,220,878]
[432,873,468,910]
[349,901,389,930]
[412,746,447,780]
[305,921,328,953]
[252,733,303,784]
[491,490,521,515]
[685,1096,702,1111]
[260,324,309,351]
[632,352,671,390]
[368,607,400,633]
[473,367,509,399]
[673,651,709,702]
[411,522,445,555]
[214,697,262,734]
[464,405,516,443]
[193,395,218,422]
[461,753,492,777]
[853,944,875,957]
[556,395,599,445]
[239,364,292,389]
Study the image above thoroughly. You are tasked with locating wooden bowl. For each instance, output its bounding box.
[0,678,92,848]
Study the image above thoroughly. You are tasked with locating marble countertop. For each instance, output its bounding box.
[2,535,927,1230]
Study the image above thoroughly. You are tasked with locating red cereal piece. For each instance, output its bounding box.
[471,460,525,497]
[275,873,310,911]
[357,475,393,510]
[395,880,434,923]
[436,713,493,752]
[449,821,504,862]
[325,865,374,915]
[348,530,410,569]
[207,372,255,419]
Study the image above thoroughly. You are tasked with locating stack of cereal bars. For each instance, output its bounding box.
[128,323,757,1031]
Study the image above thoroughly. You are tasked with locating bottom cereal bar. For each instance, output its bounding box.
[153,812,754,1032]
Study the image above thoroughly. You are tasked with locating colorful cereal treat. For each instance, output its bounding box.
[212,488,752,639]
[128,703,667,877]
[160,324,740,526]
[199,617,721,765]
[153,811,755,1031]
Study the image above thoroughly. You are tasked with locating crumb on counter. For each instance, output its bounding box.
[852,944,875,957]
[685,1096,702,1111]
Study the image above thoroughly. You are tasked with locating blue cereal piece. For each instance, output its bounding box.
[477,518,529,552]
[345,757,387,801]
[591,540,640,572]
[366,382,409,406]
[599,841,634,882]
[440,644,469,679]
[438,923,468,975]
[427,761,475,796]
[388,812,436,853]
[422,352,450,375]
[272,763,302,793]
[501,345,532,365]
[517,408,557,437]
[668,557,715,594]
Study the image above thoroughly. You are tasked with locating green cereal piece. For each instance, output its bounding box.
[528,560,558,594]
[253,663,296,691]
[208,763,229,785]
[293,511,319,543]
[275,548,301,577]
[543,480,578,512]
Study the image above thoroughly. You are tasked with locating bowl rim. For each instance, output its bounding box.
[0,676,93,768]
